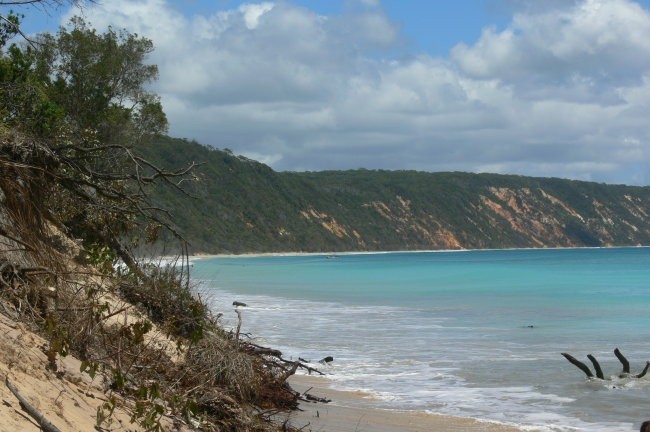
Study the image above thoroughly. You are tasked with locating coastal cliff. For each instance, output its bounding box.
[142,137,650,254]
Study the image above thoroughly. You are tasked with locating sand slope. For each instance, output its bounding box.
[0,312,173,432]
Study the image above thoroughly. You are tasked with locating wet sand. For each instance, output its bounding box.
[284,375,527,432]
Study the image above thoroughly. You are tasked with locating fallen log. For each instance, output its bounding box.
[304,393,331,403]
[249,346,283,357]
[5,376,62,432]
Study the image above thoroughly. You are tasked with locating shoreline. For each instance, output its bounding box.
[188,247,650,430]
[189,244,649,260]
[285,374,527,432]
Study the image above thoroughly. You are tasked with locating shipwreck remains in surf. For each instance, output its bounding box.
[562,348,650,379]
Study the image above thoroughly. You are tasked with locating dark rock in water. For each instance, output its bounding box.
[524,325,534,328]
[232,301,247,307]
[319,356,334,364]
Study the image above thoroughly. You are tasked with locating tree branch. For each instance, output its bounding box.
[561,353,593,378]
[587,354,605,379]
[614,348,630,374]
[5,375,62,432]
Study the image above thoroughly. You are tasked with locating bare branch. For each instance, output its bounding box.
[587,354,604,379]
[614,348,630,374]
[5,375,62,432]
[561,353,593,378]
[0,13,37,46]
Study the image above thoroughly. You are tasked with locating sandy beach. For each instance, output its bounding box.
[284,375,526,432]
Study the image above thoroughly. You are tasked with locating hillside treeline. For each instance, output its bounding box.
[141,137,650,254]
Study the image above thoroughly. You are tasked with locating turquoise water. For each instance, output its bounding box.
[192,248,650,431]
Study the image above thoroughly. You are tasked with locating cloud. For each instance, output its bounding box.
[452,0,650,94]
[65,0,650,185]
[239,2,274,29]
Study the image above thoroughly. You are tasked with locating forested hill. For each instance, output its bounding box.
[141,136,650,254]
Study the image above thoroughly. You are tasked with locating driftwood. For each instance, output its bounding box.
[561,353,593,378]
[562,348,649,380]
[304,393,331,403]
[243,342,325,376]
[587,354,605,379]
[614,348,630,374]
[301,386,331,404]
[636,362,650,379]
[5,376,62,432]
[234,309,243,348]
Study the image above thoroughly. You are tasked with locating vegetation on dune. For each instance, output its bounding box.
[0,7,310,431]
[138,137,650,254]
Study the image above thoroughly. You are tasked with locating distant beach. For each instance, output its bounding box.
[189,244,650,260]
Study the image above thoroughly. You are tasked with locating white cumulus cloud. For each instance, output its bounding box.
[239,2,274,29]
[64,0,650,184]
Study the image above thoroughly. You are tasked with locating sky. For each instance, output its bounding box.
[14,0,650,185]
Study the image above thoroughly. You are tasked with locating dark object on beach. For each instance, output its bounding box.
[561,353,593,378]
[611,349,650,378]
[587,354,605,379]
[304,393,332,403]
[614,348,630,374]
[300,386,331,404]
[637,362,650,379]
[319,356,334,364]
[640,420,650,432]
[232,301,247,307]
[562,348,650,380]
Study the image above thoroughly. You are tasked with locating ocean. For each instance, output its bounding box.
[190,247,650,431]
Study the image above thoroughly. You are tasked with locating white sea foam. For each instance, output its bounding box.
[192,249,650,431]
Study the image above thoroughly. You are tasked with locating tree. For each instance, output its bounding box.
[24,17,167,144]
[0,16,193,269]
[0,9,20,47]
[0,1,88,47]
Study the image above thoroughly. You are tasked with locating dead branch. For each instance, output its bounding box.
[243,342,325,376]
[615,348,630,374]
[561,353,593,378]
[563,349,650,381]
[587,354,605,379]
[636,362,650,379]
[249,346,283,357]
[235,308,242,348]
[303,393,331,404]
[5,375,62,432]
[280,362,299,383]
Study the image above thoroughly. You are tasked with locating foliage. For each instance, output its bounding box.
[0,12,307,431]
[119,264,208,341]
[0,17,196,261]
[0,9,21,48]
[140,137,650,254]
[29,17,167,142]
